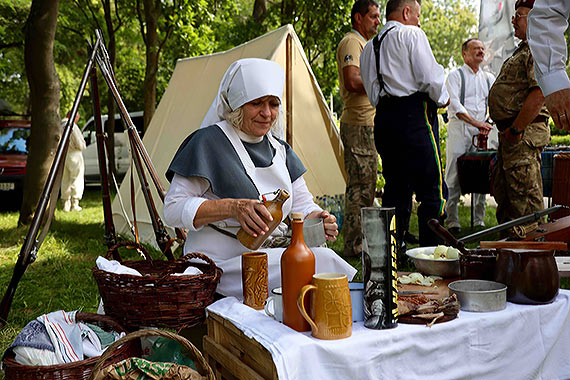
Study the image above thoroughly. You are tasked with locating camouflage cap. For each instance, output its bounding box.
[515,0,534,9]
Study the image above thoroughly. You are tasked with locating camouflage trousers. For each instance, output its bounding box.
[340,123,378,257]
[493,128,545,227]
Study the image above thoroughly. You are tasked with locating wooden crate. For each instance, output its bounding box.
[203,312,278,380]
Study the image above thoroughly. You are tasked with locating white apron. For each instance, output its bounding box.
[185,121,356,297]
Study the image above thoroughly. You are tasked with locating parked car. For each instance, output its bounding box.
[81,111,144,183]
[0,119,31,205]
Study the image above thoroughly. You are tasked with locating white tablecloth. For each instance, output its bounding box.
[207,290,570,380]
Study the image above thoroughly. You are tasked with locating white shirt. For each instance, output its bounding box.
[527,0,570,96]
[360,20,448,107]
[446,65,495,121]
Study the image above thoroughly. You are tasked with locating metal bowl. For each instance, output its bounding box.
[406,246,460,277]
[448,279,507,312]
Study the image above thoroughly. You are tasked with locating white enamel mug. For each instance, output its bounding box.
[264,287,283,322]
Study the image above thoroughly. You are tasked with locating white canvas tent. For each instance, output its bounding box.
[111,24,347,248]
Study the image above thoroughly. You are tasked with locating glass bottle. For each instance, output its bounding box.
[281,212,315,332]
[237,189,290,250]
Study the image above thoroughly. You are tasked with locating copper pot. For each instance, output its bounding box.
[493,249,559,305]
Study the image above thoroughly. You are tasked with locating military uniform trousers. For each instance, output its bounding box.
[493,120,547,225]
[340,123,378,257]
[374,92,448,247]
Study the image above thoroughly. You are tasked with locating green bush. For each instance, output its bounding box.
[551,134,570,146]
[550,118,570,137]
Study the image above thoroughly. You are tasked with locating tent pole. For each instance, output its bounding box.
[286,34,293,146]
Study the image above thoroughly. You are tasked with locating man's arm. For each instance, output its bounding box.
[528,0,570,130]
[456,113,492,135]
[503,87,545,142]
[343,65,367,94]
[360,40,379,106]
[409,29,449,107]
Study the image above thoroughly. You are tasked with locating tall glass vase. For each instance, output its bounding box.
[361,207,398,329]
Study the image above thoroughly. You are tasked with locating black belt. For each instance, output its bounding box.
[495,115,549,132]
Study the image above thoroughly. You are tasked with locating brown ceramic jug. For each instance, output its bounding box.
[281,213,315,332]
[493,249,559,304]
[237,189,290,250]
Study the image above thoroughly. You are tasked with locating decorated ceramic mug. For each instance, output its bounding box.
[297,273,352,340]
[242,251,268,310]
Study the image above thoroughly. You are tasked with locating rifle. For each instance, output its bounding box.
[459,205,567,244]
[89,65,118,253]
[93,32,186,255]
[92,35,179,260]
[0,36,103,326]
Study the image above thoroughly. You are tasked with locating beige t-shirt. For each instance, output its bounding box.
[336,31,375,126]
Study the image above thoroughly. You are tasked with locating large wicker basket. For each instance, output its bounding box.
[87,329,215,380]
[2,312,140,380]
[92,246,222,331]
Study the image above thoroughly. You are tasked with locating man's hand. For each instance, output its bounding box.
[477,121,493,136]
[545,88,570,131]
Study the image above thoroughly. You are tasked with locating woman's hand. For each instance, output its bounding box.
[306,210,338,242]
[233,199,273,237]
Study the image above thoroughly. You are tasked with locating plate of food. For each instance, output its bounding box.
[406,245,460,277]
[398,293,460,326]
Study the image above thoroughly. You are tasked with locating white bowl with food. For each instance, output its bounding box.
[405,246,461,277]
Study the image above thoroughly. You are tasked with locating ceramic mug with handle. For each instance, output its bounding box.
[297,273,352,340]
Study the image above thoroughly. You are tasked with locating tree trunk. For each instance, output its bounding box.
[19,0,61,226]
[103,0,117,180]
[142,0,160,130]
[281,0,295,25]
[253,0,268,22]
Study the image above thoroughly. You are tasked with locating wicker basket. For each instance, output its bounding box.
[92,245,222,331]
[88,328,215,380]
[2,312,140,380]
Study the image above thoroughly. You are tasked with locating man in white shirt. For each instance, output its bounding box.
[445,38,496,234]
[360,0,449,248]
[527,0,570,131]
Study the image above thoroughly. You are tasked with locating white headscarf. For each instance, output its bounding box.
[200,58,285,138]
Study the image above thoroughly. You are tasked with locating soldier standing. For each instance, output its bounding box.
[336,0,380,257]
[488,0,550,232]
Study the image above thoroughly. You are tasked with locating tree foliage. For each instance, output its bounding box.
[0,0,30,115]
[0,0,479,125]
[421,0,478,69]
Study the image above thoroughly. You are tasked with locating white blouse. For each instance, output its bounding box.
[163,173,322,232]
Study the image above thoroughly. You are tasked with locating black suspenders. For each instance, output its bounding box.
[372,26,396,97]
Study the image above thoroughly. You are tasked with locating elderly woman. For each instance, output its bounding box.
[163,58,356,298]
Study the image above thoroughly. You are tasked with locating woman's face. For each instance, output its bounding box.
[241,96,280,137]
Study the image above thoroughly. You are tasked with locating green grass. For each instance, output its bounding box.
[0,188,164,369]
